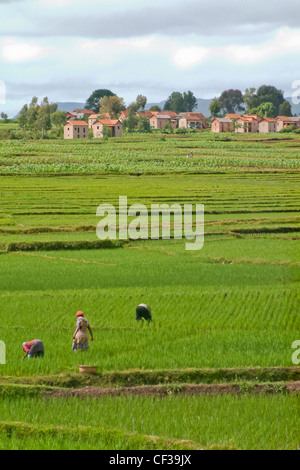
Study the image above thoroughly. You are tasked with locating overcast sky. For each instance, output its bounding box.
[0,0,299,116]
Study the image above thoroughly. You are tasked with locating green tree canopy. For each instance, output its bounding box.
[252,102,277,118]
[99,95,126,119]
[243,88,258,112]
[136,94,147,111]
[256,85,284,115]
[164,90,197,114]
[0,112,8,122]
[18,97,59,138]
[209,98,222,117]
[164,92,185,113]
[85,89,115,113]
[183,91,197,112]
[278,100,292,117]
[244,85,285,115]
[149,105,161,112]
[219,89,245,114]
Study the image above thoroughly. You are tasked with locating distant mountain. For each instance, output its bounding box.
[56,102,86,112]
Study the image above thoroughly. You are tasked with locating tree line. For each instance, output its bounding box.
[209,85,293,118]
[1,84,294,139]
[18,97,67,139]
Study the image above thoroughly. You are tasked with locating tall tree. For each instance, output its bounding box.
[149,105,161,112]
[254,102,277,118]
[183,91,197,112]
[18,104,29,135]
[99,95,126,119]
[51,110,67,136]
[243,88,258,112]
[85,89,115,113]
[256,85,284,115]
[37,97,52,139]
[209,98,222,117]
[0,112,8,122]
[164,92,185,113]
[219,89,245,114]
[136,94,147,111]
[278,100,292,117]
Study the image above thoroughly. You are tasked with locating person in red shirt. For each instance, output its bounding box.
[22,339,44,359]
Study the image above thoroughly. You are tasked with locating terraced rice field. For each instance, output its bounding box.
[0,132,299,450]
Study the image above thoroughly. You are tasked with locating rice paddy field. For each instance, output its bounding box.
[0,132,299,450]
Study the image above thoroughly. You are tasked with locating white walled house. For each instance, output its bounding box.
[64,121,89,139]
[92,119,122,138]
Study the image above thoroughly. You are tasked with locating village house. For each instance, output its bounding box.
[72,109,94,119]
[88,113,111,129]
[119,109,130,121]
[258,118,277,133]
[211,117,233,133]
[66,112,76,121]
[225,113,241,121]
[92,119,122,138]
[289,117,300,129]
[64,121,89,139]
[178,112,207,130]
[160,110,178,120]
[136,110,156,119]
[149,114,177,130]
[236,115,259,133]
[276,116,300,131]
[88,114,101,129]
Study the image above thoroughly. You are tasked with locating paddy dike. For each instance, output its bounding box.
[0,367,299,399]
[45,381,300,399]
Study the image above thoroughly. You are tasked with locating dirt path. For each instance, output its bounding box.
[46,381,300,399]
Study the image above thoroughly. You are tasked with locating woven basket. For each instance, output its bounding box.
[78,365,98,374]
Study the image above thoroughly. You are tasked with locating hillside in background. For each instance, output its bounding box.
[56,102,86,112]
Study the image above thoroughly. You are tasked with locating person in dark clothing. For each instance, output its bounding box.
[136,304,152,324]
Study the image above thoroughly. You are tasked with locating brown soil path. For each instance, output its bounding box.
[46,381,300,399]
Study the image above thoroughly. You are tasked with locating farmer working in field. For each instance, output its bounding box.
[136,303,152,324]
[22,339,44,359]
[72,311,93,351]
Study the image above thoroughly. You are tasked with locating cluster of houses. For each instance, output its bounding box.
[211,114,300,134]
[63,107,299,139]
[64,108,207,139]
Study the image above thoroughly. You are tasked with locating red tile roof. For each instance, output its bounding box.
[183,114,206,121]
[66,120,89,126]
[276,116,292,121]
[160,111,178,118]
[73,109,94,115]
[93,119,121,126]
[260,117,277,122]
[226,113,241,119]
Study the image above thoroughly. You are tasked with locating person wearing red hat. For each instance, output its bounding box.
[72,311,93,351]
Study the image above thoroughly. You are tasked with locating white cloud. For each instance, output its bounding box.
[172,46,210,68]
[1,39,47,62]
[225,28,300,63]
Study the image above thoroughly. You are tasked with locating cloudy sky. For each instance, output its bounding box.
[0,0,299,116]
